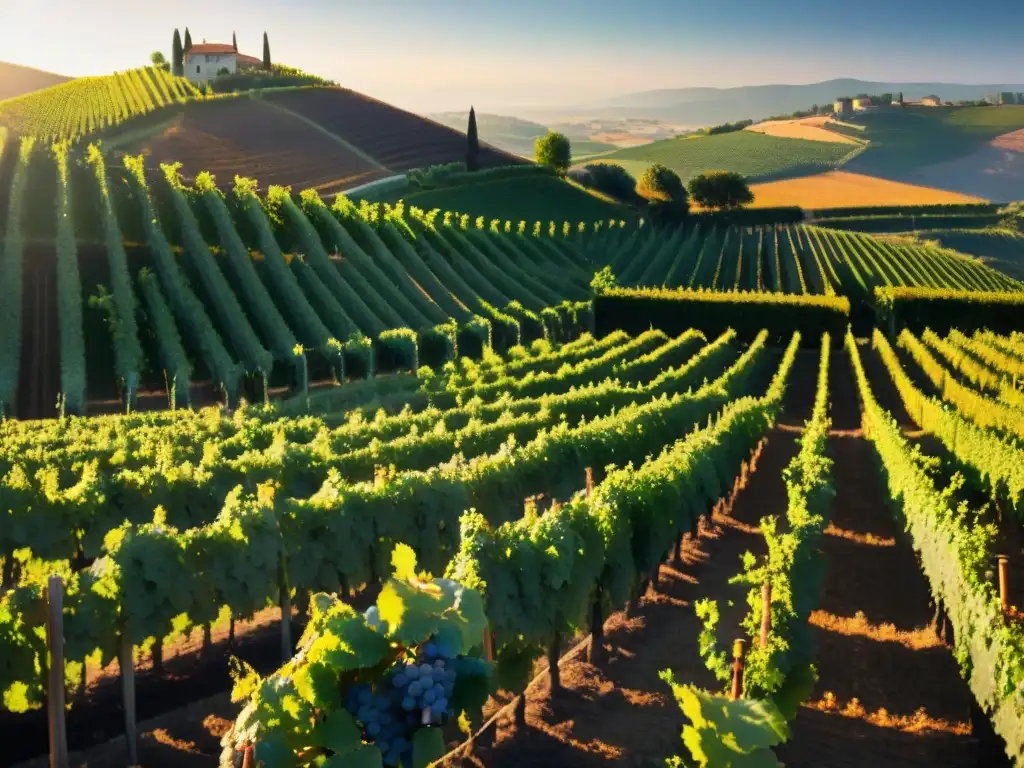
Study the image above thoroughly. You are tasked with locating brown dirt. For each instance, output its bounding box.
[2,608,286,767]
[775,347,1003,767]
[263,88,525,175]
[115,98,389,196]
[446,351,819,768]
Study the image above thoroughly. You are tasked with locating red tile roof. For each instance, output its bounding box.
[185,43,236,56]
[236,54,262,66]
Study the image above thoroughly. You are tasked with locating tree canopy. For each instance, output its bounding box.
[172,29,183,76]
[636,164,686,205]
[150,51,170,72]
[535,132,572,174]
[687,170,754,210]
[262,32,272,70]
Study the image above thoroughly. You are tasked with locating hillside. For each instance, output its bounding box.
[591,130,855,184]
[0,61,71,102]
[0,132,1019,421]
[829,105,1024,200]
[0,66,201,140]
[521,78,1024,124]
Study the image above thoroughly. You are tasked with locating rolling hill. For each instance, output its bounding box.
[0,61,71,102]
[513,78,1024,125]
[591,130,856,184]
[109,88,527,194]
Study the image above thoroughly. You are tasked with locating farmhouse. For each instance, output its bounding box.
[852,97,874,111]
[834,98,853,117]
[184,42,262,84]
[921,95,942,107]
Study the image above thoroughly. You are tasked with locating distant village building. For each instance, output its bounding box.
[921,95,942,107]
[834,98,853,117]
[184,41,263,85]
[852,97,874,111]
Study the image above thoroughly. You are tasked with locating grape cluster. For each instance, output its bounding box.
[343,635,460,767]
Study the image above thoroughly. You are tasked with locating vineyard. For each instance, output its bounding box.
[3,72,1024,768]
[0,67,202,142]
[0,134,1020,422]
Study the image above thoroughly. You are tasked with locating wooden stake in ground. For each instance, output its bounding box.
[731,639,746,700]
[588,584,604,665]
[119,632,137,765]
[279,550,292,663]
[998,555,1010,613]
[45,575,69,768]
[759,581,772,649]
[548,632,561,695]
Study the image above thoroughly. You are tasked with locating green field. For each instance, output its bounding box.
[593,131,854,183]
[398,174,632,222]
[847,105,1024,176]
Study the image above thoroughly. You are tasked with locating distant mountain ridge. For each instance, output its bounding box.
[510,79,1024,126]
[0,62,72,102]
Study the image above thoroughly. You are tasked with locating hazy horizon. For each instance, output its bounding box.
[2,0,1023,114]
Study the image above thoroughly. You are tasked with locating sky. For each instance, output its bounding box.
[2,0,1023,114]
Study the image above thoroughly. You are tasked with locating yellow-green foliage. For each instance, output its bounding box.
[0,67,202,142]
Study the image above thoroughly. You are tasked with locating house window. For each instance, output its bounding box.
[196,65,201,74]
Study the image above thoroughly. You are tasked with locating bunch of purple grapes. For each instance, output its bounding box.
[343,635,459,767]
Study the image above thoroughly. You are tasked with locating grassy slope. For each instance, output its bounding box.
[395,175,632,223]
[593,131,852,182]
[847,105,1024,176]
[0,61,71,101]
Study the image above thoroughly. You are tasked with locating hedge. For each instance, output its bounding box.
[875,287,1024,336]
[812,214,1003,233]
[810,203,1002,219]
[595,287,849,343]
[691,206,804,228]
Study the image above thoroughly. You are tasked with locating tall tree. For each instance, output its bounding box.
[183,27,193,53]
[262,32,272,70]
[172,28,183,76]
[232,32,238,52]
[466,107,480,172]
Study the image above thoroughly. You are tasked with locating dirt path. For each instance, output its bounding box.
[451,351,820,767]
[776,346,1001,767]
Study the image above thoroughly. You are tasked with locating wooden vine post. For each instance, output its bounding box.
[548,632,561,696]
[585,468,605,665]
[759,581,772,649]
[119,630,138,765]
[279,549,292,663]
[45,575,69,768]
[730,639,746,701]
[998,555,1010,614]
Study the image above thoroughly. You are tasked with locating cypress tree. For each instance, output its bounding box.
[172,29,183,76]
[232,32,238,52]
[184,27,193,53]
[466,106,480,172]
[262,32,271,70]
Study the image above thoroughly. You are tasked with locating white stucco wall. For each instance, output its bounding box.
[185,52,237,84]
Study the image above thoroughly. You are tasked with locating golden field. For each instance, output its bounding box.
[745,116,863,145]
[748,170,987,210]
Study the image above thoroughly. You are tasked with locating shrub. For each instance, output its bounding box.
[688,170,754,210]
[576,162,638,201]
[637,164,686,205]
[535,132,572,174]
